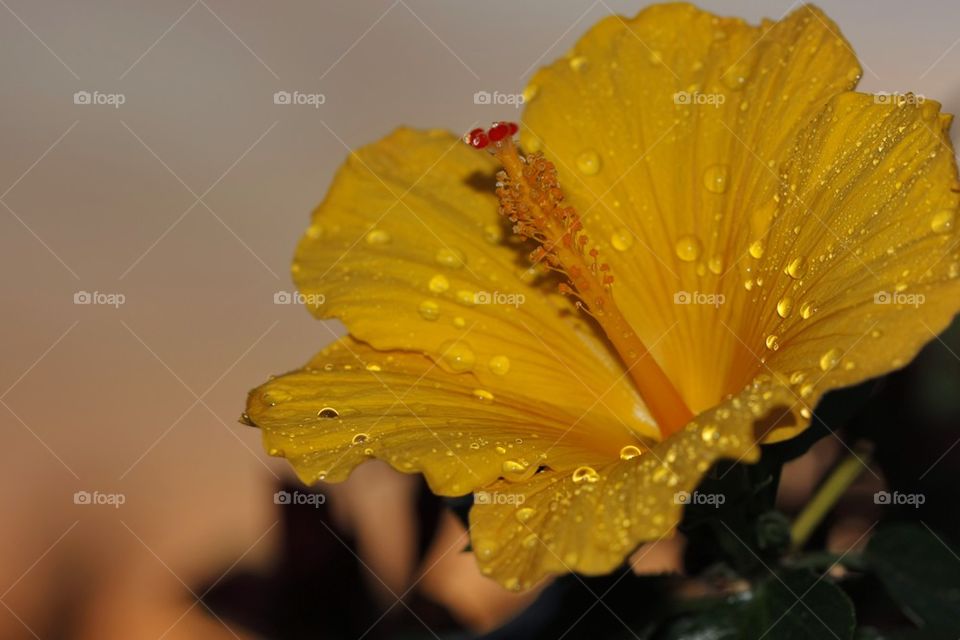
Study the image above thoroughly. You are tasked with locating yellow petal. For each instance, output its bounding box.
[246,337,639,496]
[294,127,657,439]
[520,4,862,411]
[469,375,800,589]
[747,93,960,441]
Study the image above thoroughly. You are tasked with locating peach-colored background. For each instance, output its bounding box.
[2,1,959,637]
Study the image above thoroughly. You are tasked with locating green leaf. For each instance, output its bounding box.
[744,568,856,640]
[865,523,960,632]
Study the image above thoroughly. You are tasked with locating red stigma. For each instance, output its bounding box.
[465,127,489,149]
[463,122,519,150]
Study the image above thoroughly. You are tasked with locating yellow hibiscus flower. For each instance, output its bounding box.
[245,3,960,591]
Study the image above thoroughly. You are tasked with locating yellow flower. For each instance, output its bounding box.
[246,4,960,590]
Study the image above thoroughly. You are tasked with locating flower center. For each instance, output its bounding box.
[465,123,694,439]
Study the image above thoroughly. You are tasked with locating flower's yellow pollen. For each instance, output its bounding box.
[485,134,694,437]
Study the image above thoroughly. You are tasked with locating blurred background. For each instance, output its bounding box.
[2,1,960,638]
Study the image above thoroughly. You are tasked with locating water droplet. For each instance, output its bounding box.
[522,533,538,548]
[675,234,702,262]
[765,334,780,351]
[785,256,808,279]
[931,208,955,234]
[504,577,521,591]
[488,355,511,376]
[453,316,466,328]
[572,466,599,484]
[435,247,466,268]
[619,445,643,460]
[472,388,495,402]
[576,149,601,175]
[515,507,536,523]
[522,83,539,102]
[610,227,634,251]
[305,224,322,239]
[789,370,806,385]
[707,256,724,275]
[748,240,765,259]
[800,382,815,398]
[776,297,794,318]
[474,539,497,560]
[439,340,476,372]
[502,459,535,481]
[428,274,449,293]
[819,347,842,372]
[722,62,750,89]
[455,290,476,305]
[365,229,390,245]
[701,424,719,442]
[318,407,339,419]
[483,224,502,244]
[799,301,816,319]
[365,363,381,372]
[418,299,440,321]
[262,389,292,405]
[569,55,588,72]
[351,432,368,445]
[703,164,729,193]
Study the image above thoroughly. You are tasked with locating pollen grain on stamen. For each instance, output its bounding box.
[463,122,695,439]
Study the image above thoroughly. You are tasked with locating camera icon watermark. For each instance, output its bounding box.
[274,290,326,307]
[873,290,924,307]
[473,290,525,307]
[74,290,126,308]
[674,491,725,508]
[673,91,725,108]
[873,92,925,106]
[73,90,126,108]
[475,490,525,505]
[473,90,525,109]
[273,90,326,108]
[874,490,925,508]
[673,290,725,308]
[73,490,126,508]
[274,490,326,508]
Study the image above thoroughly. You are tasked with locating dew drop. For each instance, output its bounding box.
[785,256,808,279]
[428,273,449,293]
[439,340,476,372]
[418,299,440,321]
[472,388,495,402]
[318,407,339,419]
[365,229,390,245]
[701,424,719,442]
[502,459,535,482]
[619,445,643,460]
[569,55,588,72]
[488,355,511,376]
[722,63,750,89]
[799,301,816,319]
[765,334,780,351]
[819,347,842,372]
[703,163,729,193]
[262,389,292,405]
[572,465,599,484]
[776,297,794,319]
[351,432,368,445]
[707,256,724,275]
[522,533,538,549]
[576,149,601,175]
[435,247,466,268]
[610,227,634,251]
[453,316,467,328]
[748,240,765,259]
[931,208,955,234]
[483,224,502,244]
[515,507,536,523]
[365,363,381,372]
[675,234,702,262]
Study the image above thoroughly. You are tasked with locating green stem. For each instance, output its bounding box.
[790,448,871,551]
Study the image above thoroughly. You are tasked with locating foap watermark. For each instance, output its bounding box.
[475,490,525,505]
[874,490,925,508]
[874,291,925,307]
[73,90,126,108]
[674,291,725,308]
[274,490,326,508]
[673,91,726,108]
[473,90,525,109]
[274,290,326,306]
[873,92,925,106]
[74,290,126,308]
[74,490,126,508]
[674,490,726,508]
[273,90,326,108]
[474,290,525,307]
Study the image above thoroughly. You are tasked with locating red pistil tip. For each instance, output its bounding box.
[464,122,519,149]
